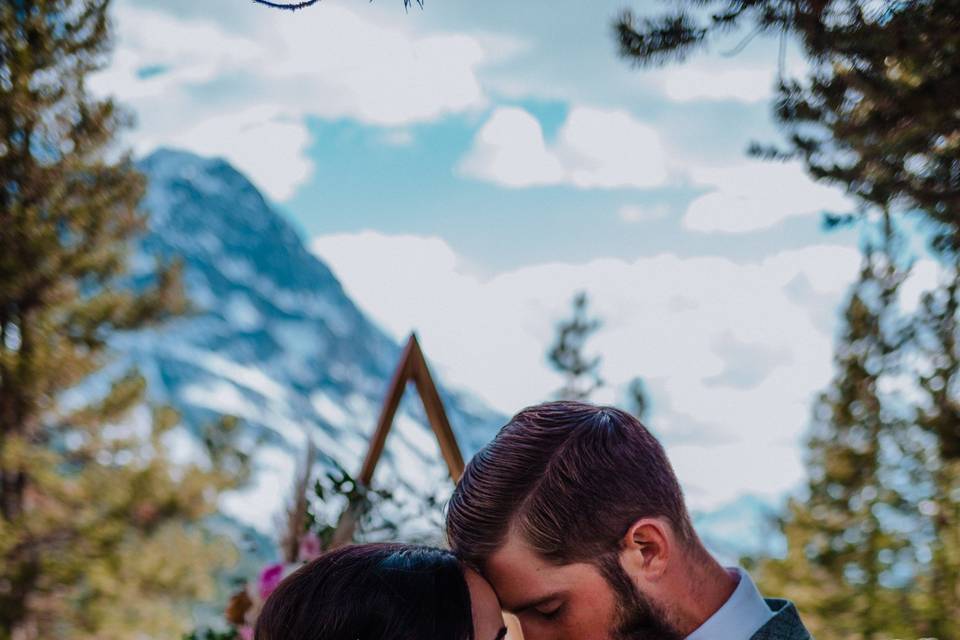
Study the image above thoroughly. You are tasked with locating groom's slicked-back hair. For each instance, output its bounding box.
[446,401,696,568]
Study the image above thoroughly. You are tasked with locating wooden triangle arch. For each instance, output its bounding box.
[330,333,465,547]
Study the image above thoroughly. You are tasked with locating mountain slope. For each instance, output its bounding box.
[119,148,502,537]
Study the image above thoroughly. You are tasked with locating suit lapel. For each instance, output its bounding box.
[749,599,812,640]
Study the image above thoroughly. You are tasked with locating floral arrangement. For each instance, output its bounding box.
[220,532,322,639]
[185,447,397,640]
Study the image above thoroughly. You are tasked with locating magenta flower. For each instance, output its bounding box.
[258,563,286,601]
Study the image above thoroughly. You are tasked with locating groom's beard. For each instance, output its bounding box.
[598,555,683,640]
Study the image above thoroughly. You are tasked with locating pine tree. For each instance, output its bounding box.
[0,2,248,637]
[755,217,919,639]
[912,265,960,638]
[548,292,604,401]
[547,293,655,414]
[615,0,960,254]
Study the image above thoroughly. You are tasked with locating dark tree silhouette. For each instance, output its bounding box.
[253,0,322,9]
[252,0,422,10]
[614,1,960,255]
[548,292,604,401]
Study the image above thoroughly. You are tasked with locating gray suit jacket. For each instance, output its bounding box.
[750,599,812,640]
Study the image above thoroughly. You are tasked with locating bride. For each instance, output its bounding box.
[254,542,508,640]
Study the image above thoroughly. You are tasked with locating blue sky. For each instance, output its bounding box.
[92,0,941,511]
[283,107,859,273]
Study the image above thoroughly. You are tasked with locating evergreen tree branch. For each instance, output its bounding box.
[251,0,423,10]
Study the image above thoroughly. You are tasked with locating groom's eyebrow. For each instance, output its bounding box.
[503,591,563,614]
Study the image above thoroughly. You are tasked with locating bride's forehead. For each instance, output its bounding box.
[464,568,508,639]
[465,567,498,603]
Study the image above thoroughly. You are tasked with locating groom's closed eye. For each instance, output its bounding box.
[504,591,565,616]
[493,627,508,640]
[534,601,564,620]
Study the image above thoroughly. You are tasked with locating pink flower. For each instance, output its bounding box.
[258,563,285,601]
[298,532,322,562]
[239,626,254,640]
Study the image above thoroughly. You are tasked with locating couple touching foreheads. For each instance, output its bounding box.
[256,401,811,640]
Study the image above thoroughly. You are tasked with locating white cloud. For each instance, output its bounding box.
[91,6,262,100]
[470,31,532,64]
[683,161,854,233]
[259,9,487,126]
[459,105,668,189]
[461,111,849,232]
[559,108,669,188]
[619,203,671,223]
[93,2,498,201]
[649,65,775,104]
[458,107,563,187]
[641,37,810,104]
[154,105,312,202]
[311,231,862,509]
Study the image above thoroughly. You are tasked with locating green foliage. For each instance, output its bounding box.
[753,217,960,639]
[309,462,400,543]
[754,217,913,638]
[0,1,249,637]
[910,265,960,637]
[615,0,960,254]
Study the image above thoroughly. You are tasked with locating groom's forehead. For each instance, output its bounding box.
[486,533,609,613]
[487,530,546,572]
[486,535,560,609]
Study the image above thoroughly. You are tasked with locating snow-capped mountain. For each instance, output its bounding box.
[119,148,503,537]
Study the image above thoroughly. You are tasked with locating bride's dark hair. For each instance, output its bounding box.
[255,543,475,640]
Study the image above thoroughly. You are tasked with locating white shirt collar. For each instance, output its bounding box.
[685,568,774,640]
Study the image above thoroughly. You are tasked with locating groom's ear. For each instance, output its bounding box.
[619,518,671,581]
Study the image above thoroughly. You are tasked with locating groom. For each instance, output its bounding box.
[446,401,811,640]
